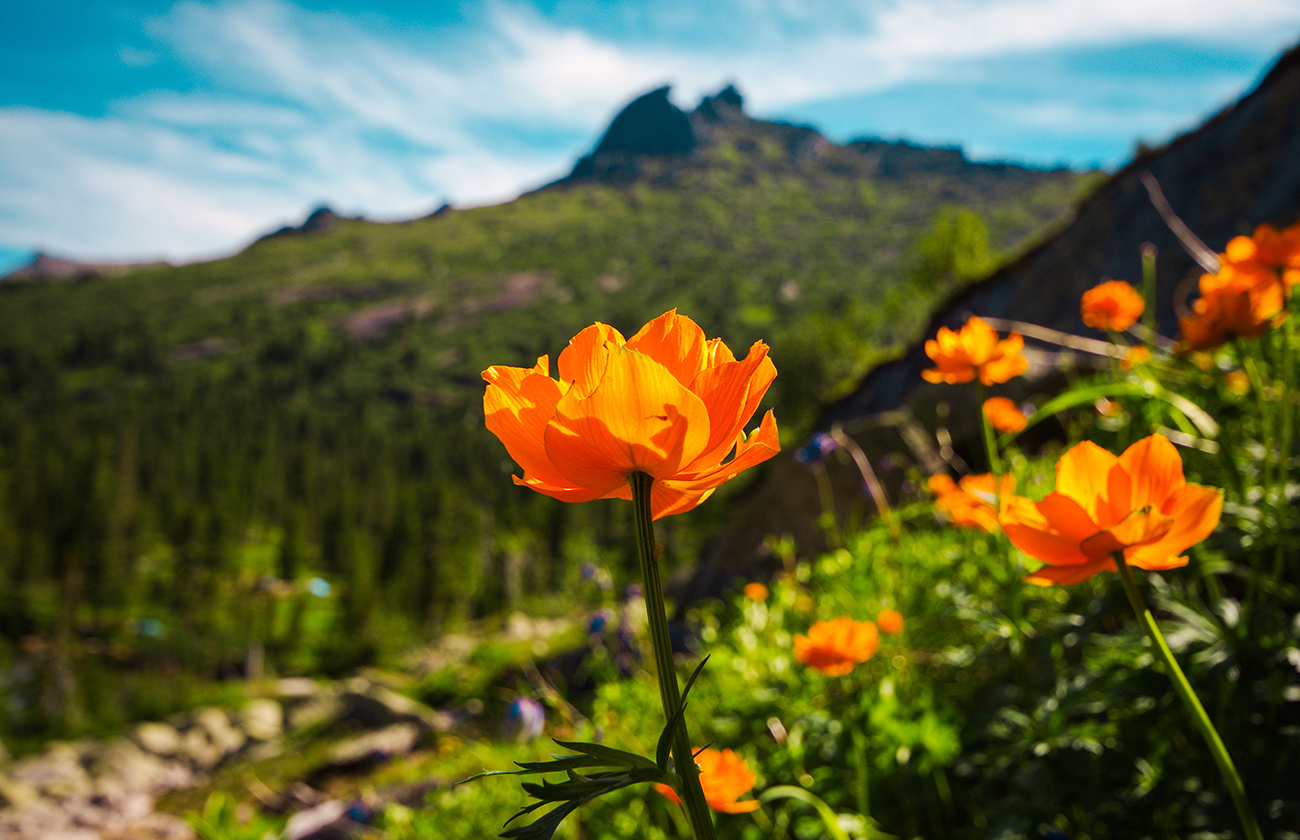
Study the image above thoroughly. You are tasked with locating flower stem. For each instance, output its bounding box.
[630,472,715,839]
[1112,555,1262,840]
[975,383,1003,478]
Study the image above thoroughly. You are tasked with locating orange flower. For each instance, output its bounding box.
[928,472,1015,533]
[794,616,879,676]
[1081,280,1145,332]
[1177,271,1286,352]
[1119,345,1152,371]
[982,396,1027,433]
[483,310,779,519]
[1220,221,1300,289]
[1095,398,1123,418]
[742,582,769,602]
[876,609,905,636]
[999,434,1223,586]
[1177,223,1300,352]
[655,748,761,814]
[922,316,1029,386]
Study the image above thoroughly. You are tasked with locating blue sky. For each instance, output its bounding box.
[2,0,1299,276]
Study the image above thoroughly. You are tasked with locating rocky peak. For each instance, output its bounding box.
[565,86,696,184]
[694,84,745,123]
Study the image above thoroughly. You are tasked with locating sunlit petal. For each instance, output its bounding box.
[1054,440,1119,525]
[625,309,708,387]
[545,346,710,490]
[557,322,625,396]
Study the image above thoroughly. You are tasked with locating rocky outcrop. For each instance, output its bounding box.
[684,40,1300,600]
[0,678,452,840]
[1,252,168,283]
[552,83,1057,192]
[823,40,1300,427]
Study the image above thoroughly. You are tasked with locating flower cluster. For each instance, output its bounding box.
[483,310,779,520]
[1178,222,1299,352]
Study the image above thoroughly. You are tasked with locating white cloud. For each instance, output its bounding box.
[2,0,1298,263]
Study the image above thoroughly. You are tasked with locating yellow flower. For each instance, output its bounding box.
[982,396,1027,433]
[1225,370,1251,395]
[922,316,1028,386]
[655,748,761,814]
[794,616,880,676]
[742,582,769,601]
[483,311,779,519]
[1081,280,1145,332]
[999,435,1223,585]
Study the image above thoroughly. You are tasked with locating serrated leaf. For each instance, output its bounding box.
[551,739,657,769]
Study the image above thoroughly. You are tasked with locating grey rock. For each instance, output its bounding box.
[320,723,421,772]
[133,722,183,757]
[239,697,284,742]
[287,693,346,734]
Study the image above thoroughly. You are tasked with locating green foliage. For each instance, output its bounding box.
[905,206,997,297]
[186,792,288,840]
[0,145,1084,739]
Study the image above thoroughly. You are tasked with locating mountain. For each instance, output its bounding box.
[687,41,1300,599]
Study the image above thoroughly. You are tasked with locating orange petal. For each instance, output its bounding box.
[1079,507,1175,561]
[963,317,998,360]
[1126,484,1223,569]
[557,323,625,397]
[483,360,573,488]
[660,411,780,496]
[544,345,711,491]
[1024,557,1115,586]
[1115,434,1185,512]
[1000,492,1098,568]
[511,474,625,504]
[1054,440,1120,525]
[684,341,777,470]
[704,336,737,365]
[625,310,709,388]
[647,482,716,520]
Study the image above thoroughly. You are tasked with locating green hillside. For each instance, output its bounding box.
[0,112,1090,737]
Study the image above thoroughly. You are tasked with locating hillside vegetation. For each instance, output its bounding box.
[0,95,1089,739]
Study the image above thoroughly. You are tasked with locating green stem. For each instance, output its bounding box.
[1272,298,1295,589]
[853,683,872,820]
[976,383,1003,478]
[1113,555,1262,840]
[1141,242,1158,335]
[630,472,715,840]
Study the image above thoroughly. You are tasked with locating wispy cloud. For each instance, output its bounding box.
[1,0,1297,267]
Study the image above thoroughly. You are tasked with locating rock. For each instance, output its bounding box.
[274,677,322,698]
[86,738,192,799]
[133,721,183,757]
[342,684,450,733]
[284,800,346,840]
[287,693,346,734]
[239,697,284,742]
[316,723,421,776]
[191,707,246,759]
[180,726,224,770]
[7,742,92,799]
[0,773,40,809]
